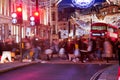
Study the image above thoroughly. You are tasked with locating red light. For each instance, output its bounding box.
[17,7,22,12]
[34,11,39,16]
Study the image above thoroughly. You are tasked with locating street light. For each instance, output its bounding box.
[16,4,23,62]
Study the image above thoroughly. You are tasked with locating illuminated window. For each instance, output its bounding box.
[52,12,55,21]
[113,8,116,13]
[2,0,4,15]
[0,0,10,16]
[91,26,107,30]
[53,25,56,34]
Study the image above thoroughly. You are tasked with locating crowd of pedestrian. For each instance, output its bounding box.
[43,36,119,63]
[0,36,119,63]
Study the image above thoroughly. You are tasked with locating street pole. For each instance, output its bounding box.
[36,0,38,10]
[36,0,39,35]
[68,20,71,38]
[19,24,23,62]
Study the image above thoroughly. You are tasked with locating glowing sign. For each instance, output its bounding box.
[92,33,103,36]
[109,32,118,38]
[72,0,95,8]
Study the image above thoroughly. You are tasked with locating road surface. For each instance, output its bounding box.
[0,63,112,80]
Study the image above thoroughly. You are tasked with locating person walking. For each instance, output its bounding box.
[104,38,113,63]
[22,37,32,62]
[1,39,13,63]
[63,39,69,60]
[51,39,59,58]
[73,40,80,62]
[32,44,41,61]
[31,37,41,61]
[96,37,104,61]
[115,37,120,65]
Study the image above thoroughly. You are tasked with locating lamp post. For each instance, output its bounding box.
[11,3,23,62]
[19,24,23,62]
[17,4,23,62]
[35,0,39,36]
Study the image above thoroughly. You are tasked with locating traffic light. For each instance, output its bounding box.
[16,5,23,24]
[11,12,17,24]
[33,11,40,25]
[30,16,35,26]
[11,5,23,24]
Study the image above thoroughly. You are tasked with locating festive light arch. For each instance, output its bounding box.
[72,0,95,8]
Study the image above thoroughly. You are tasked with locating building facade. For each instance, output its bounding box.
[0,0,12,41]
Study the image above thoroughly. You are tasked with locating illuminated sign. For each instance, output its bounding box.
[118,28,120,37]
[72,0,95,8]
[92,33,105,36]
[91,26,107,31]
[109,32,118,38]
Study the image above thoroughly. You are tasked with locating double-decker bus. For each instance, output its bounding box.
[91,22,118,40]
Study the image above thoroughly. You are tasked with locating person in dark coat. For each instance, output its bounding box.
[115,38,120,65]
[0,40,3,56]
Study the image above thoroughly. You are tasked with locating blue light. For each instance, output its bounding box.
[72,0,95,8]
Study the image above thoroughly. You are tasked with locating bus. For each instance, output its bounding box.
[91,22,118,40]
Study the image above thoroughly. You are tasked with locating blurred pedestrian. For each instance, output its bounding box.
[51,39,59,58]
[22,37,32,62]
[1,39,13,63]
[104,38,113,63]
[44,47,53,60]
[58,40,66,59]
[31,37,41,61]
[0,40,3,56]
[32,44,41,61]
[63,39,69,60]
[96,37,104,61]
[115,37,120,65]
[73,40,80,62]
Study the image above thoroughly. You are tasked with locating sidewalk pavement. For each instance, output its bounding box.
[0,60,119,80]
[0,61,38,73]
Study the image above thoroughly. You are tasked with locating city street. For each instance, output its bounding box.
[0,62,112,80]
[0,0,120,80]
